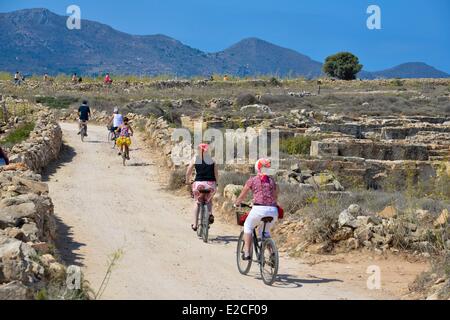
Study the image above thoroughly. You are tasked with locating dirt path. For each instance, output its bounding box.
[44,123,420,300]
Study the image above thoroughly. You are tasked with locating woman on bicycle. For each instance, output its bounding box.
[234,158,279,260]
[115,117,133,160]
[185,143,218,232]
[109,107,123,134]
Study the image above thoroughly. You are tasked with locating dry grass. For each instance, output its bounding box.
[217,170,250,194]
[1,78,449,117]
[168,168,186,190]
[409,251,450,299]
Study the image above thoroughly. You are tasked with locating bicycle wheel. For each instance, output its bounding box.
[201,204,209,243]
[107,131,113,143]
[196,204,202,238]
[122,152,126,166]
[81,126,86,142]
[236,231,252,275]
[260,238,279,285]
[112,133,119,148]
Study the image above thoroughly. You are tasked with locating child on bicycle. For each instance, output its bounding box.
[115,117,133,160]
[234,158,279,260]
[185,143,219,232]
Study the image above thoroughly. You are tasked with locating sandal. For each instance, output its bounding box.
[191,224,198,232]
[241,253,251,261]
[208,215,215,224]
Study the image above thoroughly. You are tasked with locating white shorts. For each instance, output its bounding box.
[243,205,278,237]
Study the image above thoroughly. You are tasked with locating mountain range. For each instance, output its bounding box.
[1,8,449,79]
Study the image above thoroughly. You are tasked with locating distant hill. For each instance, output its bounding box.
[0,8,215,76]
[0,8,448,79]
[213,38,323,78]
[366,62,450,79]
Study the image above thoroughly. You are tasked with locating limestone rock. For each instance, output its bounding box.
[434,209,449,227]
[332,227,354,242]
[346,238,359,250]
[0,281,33,300]
[354,227,373,242]
[348,204,362,216]
[11,176,48,195]
[338,209,359,229]
[223,184,243,202]
[377,206,397,219]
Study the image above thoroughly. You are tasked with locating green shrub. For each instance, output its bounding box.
[235,93,257,107]
[35,96,79,109]
[1,122,35,148]
[280,135,313,155]
[391,79,404,87]
[269,77,281,86]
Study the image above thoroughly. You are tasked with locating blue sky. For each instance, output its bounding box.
[1,0,449,72]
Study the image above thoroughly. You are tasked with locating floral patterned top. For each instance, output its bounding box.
[119,125,131,137]
[245,175,277,206]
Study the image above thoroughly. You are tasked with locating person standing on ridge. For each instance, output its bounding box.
[14,71,21,85]
[104,73,113,85]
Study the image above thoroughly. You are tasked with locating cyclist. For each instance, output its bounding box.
[109,107,123,141]
[77,100,91,136]
[234,158,279,260]
[185,143,218,232]
[115,117,133,159]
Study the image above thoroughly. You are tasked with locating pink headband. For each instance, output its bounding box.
[198,143,209,152]
[255,158,271,174]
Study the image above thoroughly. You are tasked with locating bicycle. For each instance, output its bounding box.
[235,203,279,285]
[189,184,213,243]
[80,121,87,142]
[117,133,132,166]
[107,126,118,148]
[121,147,130,166]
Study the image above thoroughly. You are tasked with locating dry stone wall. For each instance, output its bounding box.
[9,110,62,172]
[0,108,65,300]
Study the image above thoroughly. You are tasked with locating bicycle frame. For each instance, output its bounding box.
[251,221,269,261]
[80,122,87,141]
[195,190,212,243]
[236,206,279,285]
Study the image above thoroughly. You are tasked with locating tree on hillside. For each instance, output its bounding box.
[323,52,363,80]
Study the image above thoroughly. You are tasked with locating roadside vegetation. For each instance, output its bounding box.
[0,122,35,148]
[280,135,314,155]
[35,96,79,109]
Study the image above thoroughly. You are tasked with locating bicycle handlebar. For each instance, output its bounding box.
[234,203,252,209]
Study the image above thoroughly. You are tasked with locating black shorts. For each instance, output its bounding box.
[110,126,118,132]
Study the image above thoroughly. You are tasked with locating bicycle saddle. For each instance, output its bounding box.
[261,217,273,223]
[199,189,211,194]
